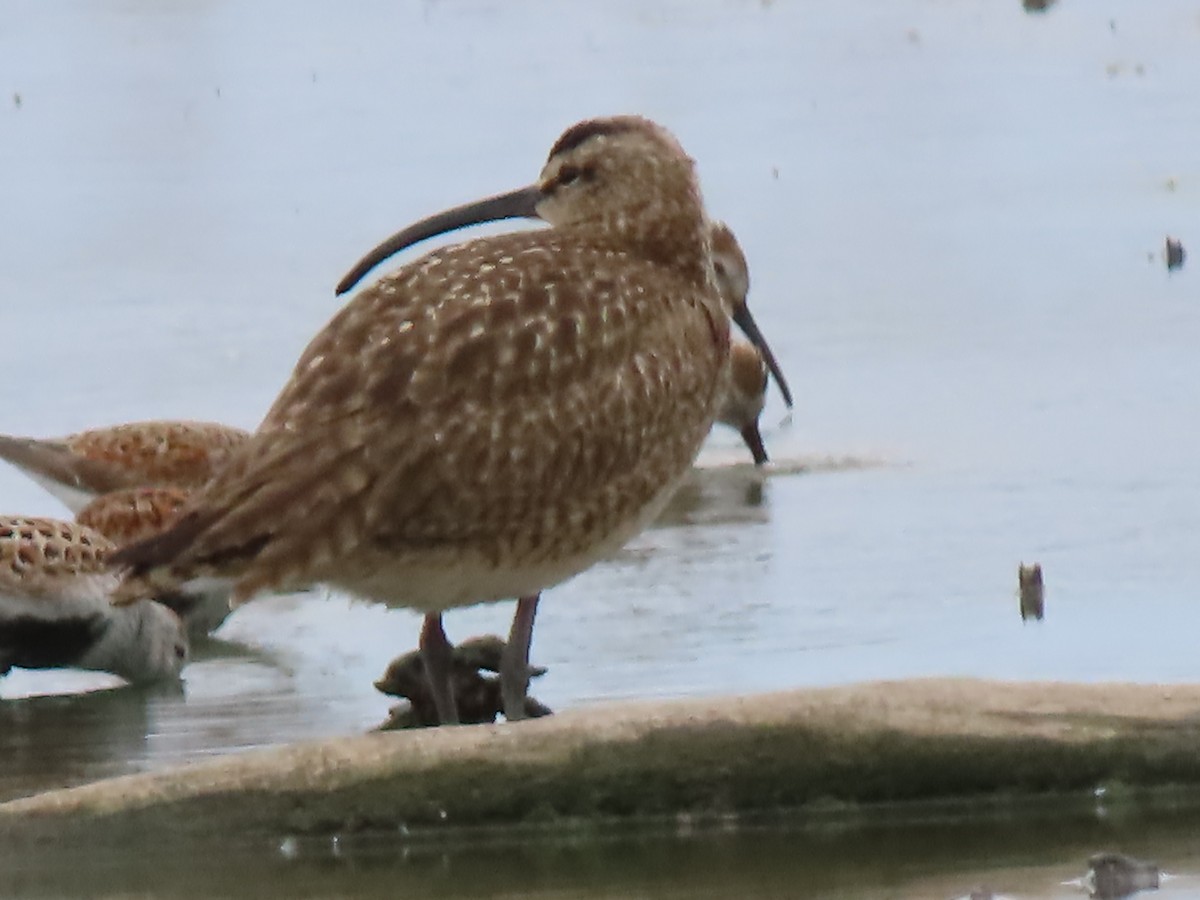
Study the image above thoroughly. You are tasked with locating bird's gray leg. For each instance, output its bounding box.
[420,613,459,725]
[501,594,539,721]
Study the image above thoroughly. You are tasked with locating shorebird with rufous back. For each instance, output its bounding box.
[718,341,773,465]
[0,516,188,684]
[109,115,786,726]
[707,220,793,466]
[75,487,232,639]
[0,422,249,515]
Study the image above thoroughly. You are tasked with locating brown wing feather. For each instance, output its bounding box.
[66,421,250,487]
[76,487,190,545]
[111,229,726,605]
[0,517,114,605]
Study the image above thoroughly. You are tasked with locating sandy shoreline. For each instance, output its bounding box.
[3,678,1200,846]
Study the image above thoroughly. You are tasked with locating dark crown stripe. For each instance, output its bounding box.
[546,117,648,161]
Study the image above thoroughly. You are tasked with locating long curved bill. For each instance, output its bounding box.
[336,184,544,296]
[732,306,793,409]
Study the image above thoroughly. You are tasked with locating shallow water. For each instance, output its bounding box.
[5,801,1200,899]
[1,0,1198,894]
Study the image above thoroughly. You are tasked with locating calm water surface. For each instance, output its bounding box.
[5,802,1200,899]
[1,0,1198,894]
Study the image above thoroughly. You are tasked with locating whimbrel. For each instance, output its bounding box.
[77,488,231,639]
[410,219,791,721]
[111,115,785,725]
[0,421,249,514]
[0,517,188,683]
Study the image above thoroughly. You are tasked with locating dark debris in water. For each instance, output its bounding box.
[374,634,552,729]
[1018,562,1044,622]
[1087,851,1161,899]
[1165,236,1186,272]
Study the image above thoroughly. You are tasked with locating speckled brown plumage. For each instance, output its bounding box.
[0,518,109,597]
[111,117,737,619]
[0,421,249,514]
[75,488,231,639]
[0,517,187,682]
[76,487,191,547]
[718,342,770,434]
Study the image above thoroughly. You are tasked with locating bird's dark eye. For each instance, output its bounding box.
[556,165,596,189]
[175,644,187,661]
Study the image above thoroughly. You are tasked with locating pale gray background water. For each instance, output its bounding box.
[1,0,1198,895]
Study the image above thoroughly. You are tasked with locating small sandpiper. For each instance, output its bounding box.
[0,516,188,684]
[77,488,232,639]
[0,421,249,514]
[707,220,793,466]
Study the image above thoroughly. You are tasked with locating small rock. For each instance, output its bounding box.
[1086,851,1160,899]
[374,634,551,728]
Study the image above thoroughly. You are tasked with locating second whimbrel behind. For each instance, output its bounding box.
[111,115,786,724]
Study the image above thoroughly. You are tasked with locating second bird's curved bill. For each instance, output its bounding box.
[336,185,543,296]
[335,186,791,415]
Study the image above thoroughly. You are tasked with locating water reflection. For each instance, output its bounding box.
[2,802,1200,898]
[0,683,180,803]
[653,463,768,529]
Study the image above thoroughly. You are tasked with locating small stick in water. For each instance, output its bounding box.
[1018,562,1044,622]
